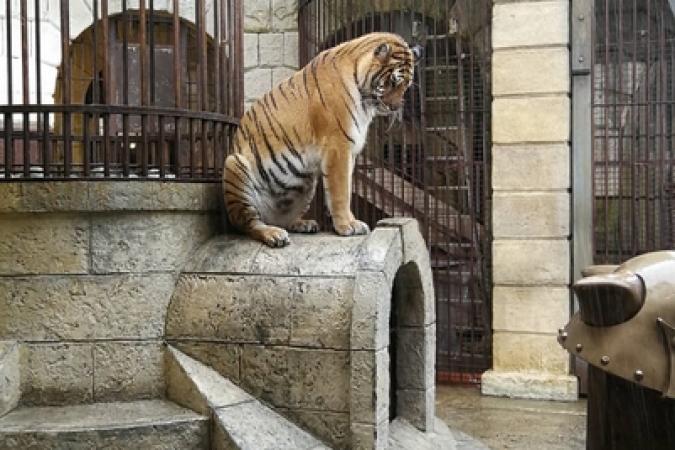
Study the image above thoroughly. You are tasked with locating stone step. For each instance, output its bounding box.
[166,345,329,450]
[0,399,209,449]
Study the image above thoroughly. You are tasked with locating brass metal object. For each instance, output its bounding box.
[560,251,675,398]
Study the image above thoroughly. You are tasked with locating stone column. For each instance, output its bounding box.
[243,0,299,109]
[481,0,578,401]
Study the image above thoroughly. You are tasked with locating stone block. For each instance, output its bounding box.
[245,67,273,101]
[17,182,90,212]
[492,192,570,238]
[172,341,241,384]
[350,349,389,425]
[273,66,296,86]
[183,235,263,274]
[396,325,434,390]
[358,227,402,278]
[351,271,391,351]
[272,0,298,31]
[351,421,388,450]
[283,32,299,68]
[93,342,165,402]
[492,331,570,374]
[244,33,259,69]
[393,262,427,327]
[492,144,570,191]
[244,0,272,32]
[493,1,569,49]
[493,286,570,333]
[0,274,176,340]
[91,213,214,273]
[395,387,434,432]
[492,239,570,285]
[481,370,578,401]
[288,349,350,412]
[88,182,211,211]
[0,214,89,275]
[493,47,569,95]
[0,342,20,417]
[166,275,292,344]
[240,345,289,407]
[259,33,284,67]
[250,233,366,276]
[493,96,570,143]
[290,278,353,349]
[21,343,94,406]
[285,409,350,449]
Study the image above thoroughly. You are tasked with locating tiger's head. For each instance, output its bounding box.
[358,33,421,116]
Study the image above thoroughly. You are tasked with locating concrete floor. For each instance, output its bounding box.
[436,385,587,450]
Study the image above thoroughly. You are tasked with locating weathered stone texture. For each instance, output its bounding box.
[493,48,569,95]
[0,274,176,340]
[283,32,299,67]
[350,350,389,425]
[493,192,570,238]
[0,215,89,275]
[244,33,259,68]
[272,0,298,31]
[272,66,296,86]
[93,342,165,402]
[492,239,570,285]
[214,401,328,450]
[352,271,391,351]
[396,388,435,432]
[167,275,292,344]
[244,67,273,101]
[492,332,569,374]
[285,409,350,449]
[493,96,570,143]
[396,325,435,391]
[240,345,289,407]
[0,400,209,449]
[259,33,284,66]
[493,286,569,333]
[481,370,578,401]
[184,234,262,274]
[88,182,215,212]
[351,421,388,450]
[244,0,272,32]
[250,233,366,276]
[21,343,94,406]
[0,342,20,417]
[493,1,569,49]
[288,349,350,412]
[91,213,215,273]
[172,342,241,384]
[492,144,570,191]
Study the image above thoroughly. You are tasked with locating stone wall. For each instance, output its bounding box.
[0,182,220,406]
[243,0,299,109]
[481,0,577,401]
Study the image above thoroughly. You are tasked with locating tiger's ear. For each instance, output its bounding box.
[374,43,391,62]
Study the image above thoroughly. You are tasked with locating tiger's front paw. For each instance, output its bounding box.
[334,219,370,236]
[257,226,291,248]
[288,219,320,234]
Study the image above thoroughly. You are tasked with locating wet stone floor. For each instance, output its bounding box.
[436,385,587,450]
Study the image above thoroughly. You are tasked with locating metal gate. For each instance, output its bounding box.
[298,0,492,381]
[592,0,675,263]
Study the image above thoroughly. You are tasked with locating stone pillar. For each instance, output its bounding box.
[481,0,578,401]
[243,0,299,109]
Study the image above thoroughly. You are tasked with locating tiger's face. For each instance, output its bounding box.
[366,38,421,116]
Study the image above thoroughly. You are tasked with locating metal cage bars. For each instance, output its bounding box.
[0,0,243,181]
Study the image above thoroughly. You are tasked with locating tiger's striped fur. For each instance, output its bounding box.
[223,32,416,247]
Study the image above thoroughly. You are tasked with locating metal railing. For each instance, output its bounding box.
[592,0,675,262]
[299,0,493,381]
[0,0,243,182]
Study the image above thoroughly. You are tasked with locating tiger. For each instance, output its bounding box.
[223,32,419,247]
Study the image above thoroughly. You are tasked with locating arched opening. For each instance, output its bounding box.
[389,261,426,423]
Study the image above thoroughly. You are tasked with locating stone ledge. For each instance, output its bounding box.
[0,341,20,417]
[481,370,578,401]
[0,182,219,213]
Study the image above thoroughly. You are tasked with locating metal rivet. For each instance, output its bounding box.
[634,370,644,381]
[577,14,585,21]
[578,56,585,63]
[575,343,583,352]
[601,355,610,365]
[560,331,568,341]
